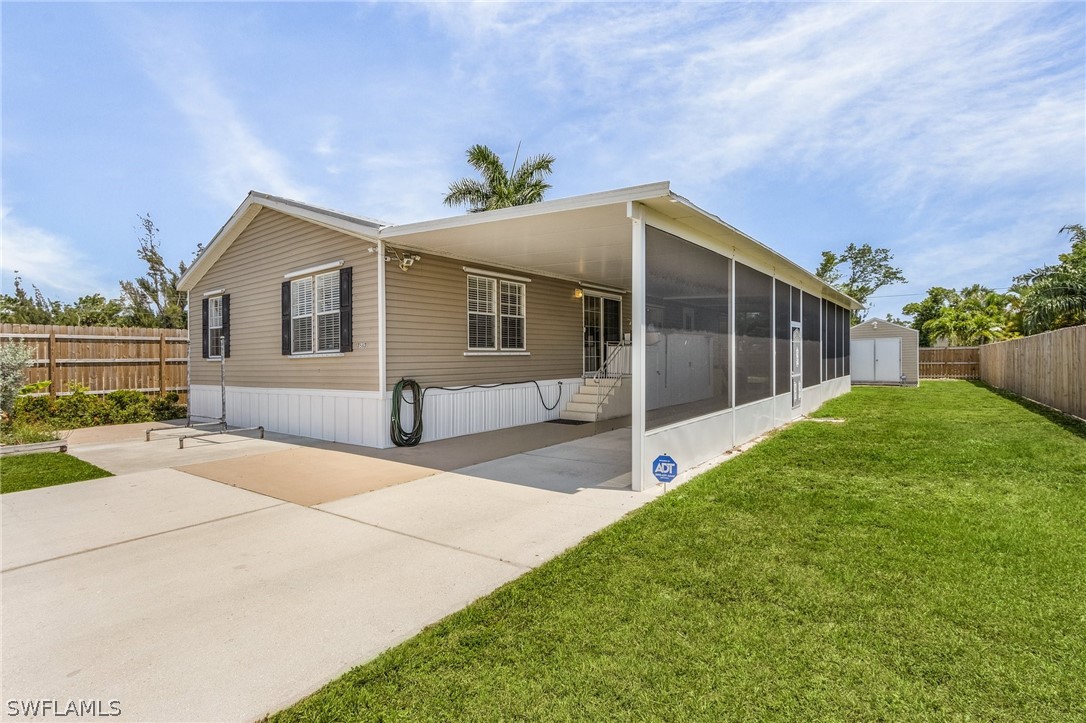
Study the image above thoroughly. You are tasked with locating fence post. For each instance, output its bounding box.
[159,330,167,395]
[48,330,57,397]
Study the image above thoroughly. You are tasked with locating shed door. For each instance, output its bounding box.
[852,339,876,382]
[874,337,902,383]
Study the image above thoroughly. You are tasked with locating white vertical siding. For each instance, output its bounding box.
[413,379,583,443]
[190,384,387,447]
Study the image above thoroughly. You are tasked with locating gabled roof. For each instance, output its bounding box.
[852,317,918,334]
[178,183,862,312]
[177,192,387,292]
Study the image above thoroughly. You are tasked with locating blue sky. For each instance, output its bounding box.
[3,2,1084,320]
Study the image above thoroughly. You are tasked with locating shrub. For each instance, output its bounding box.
[11,384,187,430]
[0,342,37,414]
[0,418,59,445]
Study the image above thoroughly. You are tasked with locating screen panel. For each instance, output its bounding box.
[734,262,773,406]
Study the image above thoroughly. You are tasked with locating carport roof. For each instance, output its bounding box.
[179,182,860,310]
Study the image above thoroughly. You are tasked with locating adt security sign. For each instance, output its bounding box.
[652,454,678,483]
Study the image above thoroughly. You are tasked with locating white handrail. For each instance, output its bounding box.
[594,341,631,415]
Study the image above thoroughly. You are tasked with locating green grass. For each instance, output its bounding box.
[273,381,1086,722]
[1,452,112,493]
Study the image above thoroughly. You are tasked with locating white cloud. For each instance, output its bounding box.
[1,209,112,299]
[418,3,1083,203]
[114,10,313,205]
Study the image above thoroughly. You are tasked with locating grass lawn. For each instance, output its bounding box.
[1,452,112,494]
[273,381,1086,722]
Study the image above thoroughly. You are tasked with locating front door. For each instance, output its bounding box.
[583,294,622,375]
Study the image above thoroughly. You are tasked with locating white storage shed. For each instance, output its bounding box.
[850,318,919,386]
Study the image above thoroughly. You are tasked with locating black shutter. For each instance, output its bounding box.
[201,298,209,359]
[339,266,353,353]
[221,294,231,358]
[281,281,291,355]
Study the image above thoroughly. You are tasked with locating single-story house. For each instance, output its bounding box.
[177,182,859,491]
[850,317,920,386]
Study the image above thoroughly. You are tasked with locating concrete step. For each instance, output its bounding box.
[570,391,609,405]
[563,400,604,415]
[581,377,624,387]
[559,409,598,422]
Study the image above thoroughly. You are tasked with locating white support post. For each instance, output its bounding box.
[377,239,387,397]
[628,202,647,492]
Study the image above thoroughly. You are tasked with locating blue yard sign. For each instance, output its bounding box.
[652,454,678,483]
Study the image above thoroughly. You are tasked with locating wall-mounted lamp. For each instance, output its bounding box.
[574,288,583,299]
[384,246,421,272]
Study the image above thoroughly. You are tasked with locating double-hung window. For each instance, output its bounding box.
[467,274,526,351]
[283,265,352,355]
[207,296,224,358]
[201,293,229,359]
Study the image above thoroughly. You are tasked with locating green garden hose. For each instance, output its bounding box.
[390,378,424,447]
[389,379,563,447]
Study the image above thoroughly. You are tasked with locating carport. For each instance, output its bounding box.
[382,182,858,491]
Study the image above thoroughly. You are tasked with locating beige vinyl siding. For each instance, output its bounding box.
[386,255,587,387]
[189,209,379,391]
[850,319,920,386]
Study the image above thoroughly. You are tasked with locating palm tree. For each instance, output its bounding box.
[1017,225,1086,334]
[443,143,556,213]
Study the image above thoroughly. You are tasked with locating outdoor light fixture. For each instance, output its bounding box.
[574,289,583,299]
[384,246,421,272]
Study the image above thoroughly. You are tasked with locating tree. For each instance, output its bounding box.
[901,286,958,347]
[443,143,556,213]
[815,243,906,322]
[118,214,189,328]
[1016,224,1086,334]
[0,275,57,325]
[903,285,1019,347]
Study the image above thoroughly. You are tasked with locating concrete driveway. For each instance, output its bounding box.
[2,424,664,722]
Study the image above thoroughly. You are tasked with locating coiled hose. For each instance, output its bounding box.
[390,379,424,447]
[389,379,562,447]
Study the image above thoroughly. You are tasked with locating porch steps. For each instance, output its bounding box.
[560,378,625,422]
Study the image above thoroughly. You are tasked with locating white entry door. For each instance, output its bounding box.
[874,337,902,383]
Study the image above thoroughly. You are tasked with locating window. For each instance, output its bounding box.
[467,275,526,351]
[201,293,229,359]
[282,267,352,355]
[500,280,525,350]
[467,276,496,349]
[207,296,224,358]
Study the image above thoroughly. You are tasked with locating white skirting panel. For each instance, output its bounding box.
[734,397,776,447]
[189,385,387,448]
[636,378,854,491]
[774,393,802,426]
[413,379,582,444]
[641,409,734,491]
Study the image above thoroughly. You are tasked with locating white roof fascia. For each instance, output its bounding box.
[178,192,382,292]
[379,181,671,239]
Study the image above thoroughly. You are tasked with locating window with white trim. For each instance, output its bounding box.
[291,270,340,354]
[500,280,525,350]
[467,274,526,351]
[207,295,224,358]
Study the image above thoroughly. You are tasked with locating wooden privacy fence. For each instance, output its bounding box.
[0,324,189,401]
[979,325,1086,421]
[920,346,980,379]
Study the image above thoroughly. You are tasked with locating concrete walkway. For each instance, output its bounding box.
[2,426,661,722]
